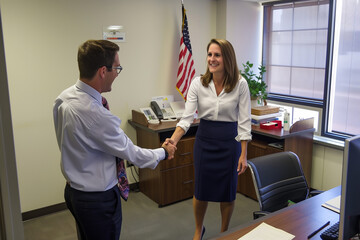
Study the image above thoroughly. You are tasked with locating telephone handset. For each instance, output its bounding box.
[151,101,177,120]
[151,101,164,119]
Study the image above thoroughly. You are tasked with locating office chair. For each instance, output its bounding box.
[248,151,310,219]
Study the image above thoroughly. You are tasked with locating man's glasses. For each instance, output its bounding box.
[106,65,123,74]
[112,66,123,74]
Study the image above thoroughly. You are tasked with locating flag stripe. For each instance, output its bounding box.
[178,58,195,92]
[176,4,195,100]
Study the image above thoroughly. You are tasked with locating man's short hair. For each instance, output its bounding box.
[78,40,120,79]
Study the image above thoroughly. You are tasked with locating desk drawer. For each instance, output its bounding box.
[159,164,194,206]
[160,136,195,170]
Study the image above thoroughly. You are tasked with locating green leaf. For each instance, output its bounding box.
[239,61,267,100]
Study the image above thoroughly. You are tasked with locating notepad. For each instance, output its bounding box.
[238,222,295,240]
[322,195,341,213]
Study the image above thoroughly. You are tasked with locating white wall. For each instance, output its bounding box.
[0,0,219,212]
[215,0,263,71]
[312,144,343,190]
[216,0,227,39]
[225,0,263,69]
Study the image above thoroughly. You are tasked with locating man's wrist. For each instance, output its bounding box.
[162,147,169,160]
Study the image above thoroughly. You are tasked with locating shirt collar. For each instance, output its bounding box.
[209,80,217,95]
[75,79,102,104]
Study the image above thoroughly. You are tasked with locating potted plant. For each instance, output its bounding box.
[239,61,267,106]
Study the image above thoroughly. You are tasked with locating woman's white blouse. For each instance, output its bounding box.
[176,76,252,142]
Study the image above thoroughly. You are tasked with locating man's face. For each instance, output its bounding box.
[102,53,120,93]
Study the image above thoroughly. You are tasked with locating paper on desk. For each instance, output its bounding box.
[238,222,295,240]
[322,195,341,213]
[151,95,174,108]
[251,112,282,121]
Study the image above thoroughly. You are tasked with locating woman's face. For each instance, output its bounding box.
[207,43,224,75]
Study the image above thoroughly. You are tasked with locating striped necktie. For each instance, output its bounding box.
[102,96,129,201]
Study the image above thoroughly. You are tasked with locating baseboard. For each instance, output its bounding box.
[22,183,140,221]
[22,202,67,221]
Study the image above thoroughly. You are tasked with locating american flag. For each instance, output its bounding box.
[176,4,195,100]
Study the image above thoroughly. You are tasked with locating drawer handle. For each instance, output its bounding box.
[183,180,193,184]
[179,152,191,156]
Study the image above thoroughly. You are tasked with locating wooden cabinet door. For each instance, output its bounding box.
[238,168,257,200]
[248,140,268,159]
[160,165,194,206]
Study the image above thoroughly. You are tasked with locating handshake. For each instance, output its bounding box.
[161,138,177,160]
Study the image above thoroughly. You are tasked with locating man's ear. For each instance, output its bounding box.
[98,66,107,79]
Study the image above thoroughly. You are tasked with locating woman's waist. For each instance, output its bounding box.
[197,119,237,139]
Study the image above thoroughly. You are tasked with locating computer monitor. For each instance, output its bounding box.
[339,135,360,239]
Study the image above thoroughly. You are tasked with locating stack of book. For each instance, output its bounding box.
[251,105,281,126]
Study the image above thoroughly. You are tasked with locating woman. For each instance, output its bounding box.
[166,39,252,240]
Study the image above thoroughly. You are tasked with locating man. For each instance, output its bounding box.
[53,40,176,240]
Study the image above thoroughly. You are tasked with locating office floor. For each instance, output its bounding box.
[23,191,258,240]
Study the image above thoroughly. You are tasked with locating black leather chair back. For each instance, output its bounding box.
[248,151,309,213]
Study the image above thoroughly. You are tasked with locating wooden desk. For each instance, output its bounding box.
[129,111,315,206]
[211,186,341,240]
[238,118,315,200]
[128,110,199,207]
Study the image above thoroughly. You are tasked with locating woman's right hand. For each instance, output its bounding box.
[164,138,176,146]
[161,140,177,159]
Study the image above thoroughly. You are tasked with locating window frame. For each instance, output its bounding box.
[321,0,348,140]
[262,0,350,140]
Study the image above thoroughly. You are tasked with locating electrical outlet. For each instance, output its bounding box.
[126,160,134,168]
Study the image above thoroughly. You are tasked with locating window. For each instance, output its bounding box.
[263,0,330,104]
[263,0,359,139]
[325,0,360,137]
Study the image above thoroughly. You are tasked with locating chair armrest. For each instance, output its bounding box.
[309,190,323,197]
[253,211,270,219]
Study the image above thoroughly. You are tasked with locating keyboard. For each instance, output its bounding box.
[320,221,339,240]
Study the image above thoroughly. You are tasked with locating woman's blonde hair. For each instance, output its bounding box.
[201,39,240,93]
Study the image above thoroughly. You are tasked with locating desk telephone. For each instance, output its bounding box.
[140,101,178,123]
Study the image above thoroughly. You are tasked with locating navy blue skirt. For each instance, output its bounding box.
[194,119,241,202]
